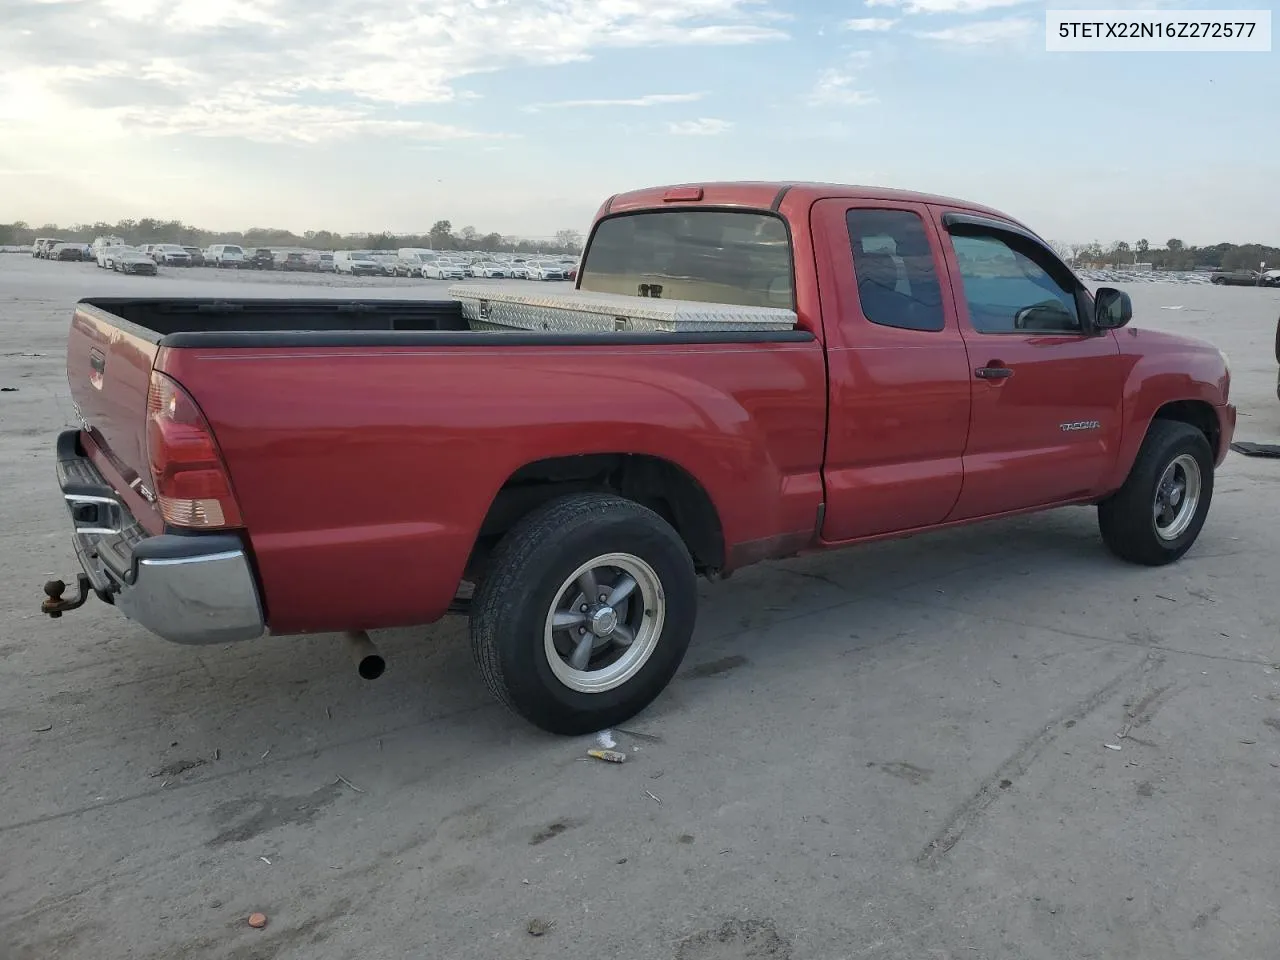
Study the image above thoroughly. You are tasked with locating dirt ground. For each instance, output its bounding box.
[2,255,1279,960]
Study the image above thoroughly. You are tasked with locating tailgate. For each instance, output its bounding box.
[66,304,165,533]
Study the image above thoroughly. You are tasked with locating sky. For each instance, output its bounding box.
[1,0,1276,244]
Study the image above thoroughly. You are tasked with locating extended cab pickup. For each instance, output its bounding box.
[44,182,1235,734]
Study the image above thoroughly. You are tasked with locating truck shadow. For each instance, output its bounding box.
[34,505,1139,764]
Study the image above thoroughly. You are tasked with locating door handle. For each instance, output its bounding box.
[975,364,1012,380]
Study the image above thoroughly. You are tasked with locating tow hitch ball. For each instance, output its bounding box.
[41,574,92,618]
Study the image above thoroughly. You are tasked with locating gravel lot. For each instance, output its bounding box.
[3,255,1280,960]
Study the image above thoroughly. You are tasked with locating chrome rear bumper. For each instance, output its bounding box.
[54,430,265,644]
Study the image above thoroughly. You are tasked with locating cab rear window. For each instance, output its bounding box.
[578,210,794,309]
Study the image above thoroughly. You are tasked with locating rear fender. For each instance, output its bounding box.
[169,342,827,634]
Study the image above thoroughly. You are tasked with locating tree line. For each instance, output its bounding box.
[0,218,584,255]
[1057,238,1279,271]
[4,219,1275,270]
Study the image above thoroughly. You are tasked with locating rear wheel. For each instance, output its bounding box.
[470,493,697,735]
[1098,420,1214,566]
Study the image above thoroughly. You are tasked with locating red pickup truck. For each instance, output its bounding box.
[44,182,1235,735]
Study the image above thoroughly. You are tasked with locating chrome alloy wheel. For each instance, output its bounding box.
[1153,453,1201,541]
[543,553,665,694]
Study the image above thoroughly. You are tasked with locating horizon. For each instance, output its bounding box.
[6,224,581,244]
[3,0,1276,246]
[6,216,1279,253]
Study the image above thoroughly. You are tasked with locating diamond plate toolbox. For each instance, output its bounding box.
[448,282,797,334]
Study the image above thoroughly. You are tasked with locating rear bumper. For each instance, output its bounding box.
[55,430,265,645]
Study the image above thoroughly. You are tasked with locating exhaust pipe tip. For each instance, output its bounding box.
[356,653,386,680]
[343,631,386,681]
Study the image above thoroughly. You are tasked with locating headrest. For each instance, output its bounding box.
[857,252,899,286]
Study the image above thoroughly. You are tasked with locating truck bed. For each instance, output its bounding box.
[79,296,473,338]
[65,294,824,634]
[81,296,812,348]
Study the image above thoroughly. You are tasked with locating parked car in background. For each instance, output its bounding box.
[1210,268,1260,286]
[507,261,530,279]
[526,259,570,281]
[369,253,399,276]
[246,248,275,270]
[205,244,245,268]
[277,250,316,272]
[183,246,205,266]
[50,243,85,262]
[421,258,466,280]
[1262,269,1280,288]
[93,236,126,259]
[332,250,381,275]
[111,246,159,275]
[395,248,436,276]
[151,244,192,267]
[33,238,55,257]
[99,245,130,270]
[471,262,510,278]
[35,238,66,258]
[317,253,336,273]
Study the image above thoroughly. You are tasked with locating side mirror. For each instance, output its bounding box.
[1094,287,1132,329]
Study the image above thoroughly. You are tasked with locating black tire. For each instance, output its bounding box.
[1274,318,1280,401]
[1098,420,1214,566]
[470,492,697,735]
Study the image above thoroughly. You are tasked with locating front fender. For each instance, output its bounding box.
[1103,327,1231,490]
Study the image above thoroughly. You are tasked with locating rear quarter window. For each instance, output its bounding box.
[578,210,794,309]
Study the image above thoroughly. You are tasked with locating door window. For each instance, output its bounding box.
[950,233,1081,334]
[846,209,945,332]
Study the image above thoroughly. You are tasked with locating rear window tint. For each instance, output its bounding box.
[846,209,946,332]
[578,210,794,309]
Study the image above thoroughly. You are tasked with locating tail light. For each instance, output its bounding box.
[145,371,243,529]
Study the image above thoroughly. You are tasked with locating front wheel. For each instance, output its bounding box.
[470,493,697,735]
[1098,420,1214,566]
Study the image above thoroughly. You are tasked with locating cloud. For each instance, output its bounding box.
[122,101,508,145]
[665,118,733,135]
[841,17,898,31]
[915,16,1036,43]
[865,0,1028,13]
[523,92,705,113]
[806,64,877,107]
[5,0,788,144]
